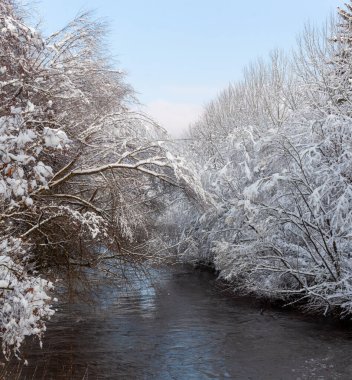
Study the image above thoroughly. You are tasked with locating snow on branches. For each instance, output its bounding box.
[180,1,352,316]
[0,238,54,359]
[0,0,207,358]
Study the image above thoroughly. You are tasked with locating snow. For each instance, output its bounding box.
[16,130,36,147]
[0,281,10,289]
[43,127,69,148]
[25,101,35,113]
[177,4,352,317]
[7,0,352,363]
[0,239,54,358]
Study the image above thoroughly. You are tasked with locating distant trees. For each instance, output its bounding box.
[181,1,352,316]
[329,3,352,109]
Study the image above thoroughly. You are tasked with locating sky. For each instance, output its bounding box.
[32,0,342,136]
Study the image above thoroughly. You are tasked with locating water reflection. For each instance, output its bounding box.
[7,266,352,379]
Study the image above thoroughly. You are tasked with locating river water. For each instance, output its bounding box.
[7,265,352,379]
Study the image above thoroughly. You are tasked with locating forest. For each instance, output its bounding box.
[1,0,352,363]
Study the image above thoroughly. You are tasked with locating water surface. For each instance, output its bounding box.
[8,265,352,379]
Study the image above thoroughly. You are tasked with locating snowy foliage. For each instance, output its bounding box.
[0,238,54,359]
[0,0,205,358]
[180,1,352,316]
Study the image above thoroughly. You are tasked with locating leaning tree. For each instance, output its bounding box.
[0,0,207,358]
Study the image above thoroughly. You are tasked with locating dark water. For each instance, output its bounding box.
[7,266,352,379]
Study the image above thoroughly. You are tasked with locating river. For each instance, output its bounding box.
[6,265,352,379]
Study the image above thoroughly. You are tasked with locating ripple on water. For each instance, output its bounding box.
[6,265,352,380]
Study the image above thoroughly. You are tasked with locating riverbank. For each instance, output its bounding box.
[192,260,352,324]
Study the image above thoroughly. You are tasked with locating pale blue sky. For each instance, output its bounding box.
[34,0,342,135]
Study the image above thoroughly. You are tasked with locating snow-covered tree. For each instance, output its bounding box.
[329,1,352,110]
[180,1,352,316]
[0,0,206,357]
